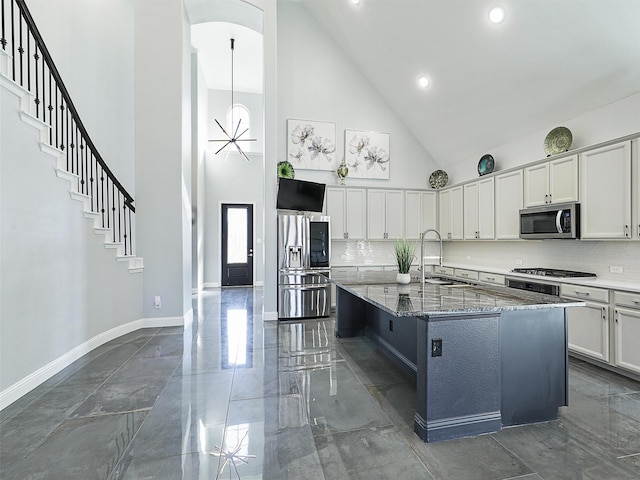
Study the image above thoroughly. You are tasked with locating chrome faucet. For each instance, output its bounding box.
[420,228,443,285]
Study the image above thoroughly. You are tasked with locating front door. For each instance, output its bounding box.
[221,204,253,286]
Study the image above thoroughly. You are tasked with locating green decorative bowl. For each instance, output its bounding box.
[277,161,295,179]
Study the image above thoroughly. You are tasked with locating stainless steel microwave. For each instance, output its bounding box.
[519,202,580,239]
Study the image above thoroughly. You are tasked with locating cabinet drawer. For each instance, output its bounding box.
[357,266,384,272]
[614,291,640,309]
[455,269,479,281]
[479,272,505,285]
[433,266,454,276]
[332,267,356,275]
[560,284,609,303]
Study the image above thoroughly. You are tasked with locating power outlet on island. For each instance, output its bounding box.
[610,266,623,274]
[154,295,162,309]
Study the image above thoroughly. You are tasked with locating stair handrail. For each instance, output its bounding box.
[2,0,134,209]
[2,0,136,255]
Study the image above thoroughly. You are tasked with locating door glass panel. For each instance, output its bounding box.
[227,208,247,263]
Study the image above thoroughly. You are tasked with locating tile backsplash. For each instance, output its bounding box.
[332,239,640,284]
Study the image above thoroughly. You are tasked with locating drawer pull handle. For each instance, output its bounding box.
[486,277,495,281]
[633,300,640,305]
[574,291,590,297]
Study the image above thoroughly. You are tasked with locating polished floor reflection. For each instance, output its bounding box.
[2,287,640,479]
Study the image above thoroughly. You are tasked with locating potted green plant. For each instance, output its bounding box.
[394,238,415,284]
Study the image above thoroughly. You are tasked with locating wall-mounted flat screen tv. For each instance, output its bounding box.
[276,178,326,212]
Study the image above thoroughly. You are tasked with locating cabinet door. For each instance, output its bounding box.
[449,186,464,239]
[549,155,578,204]
[385,190,405,240]
[326,188,347,240]
[438,189,451,239]
[580,141,632,239]
[421,191,438,235]
[346,188,366,240]
[495,170,523,240]
[614,307,640,374]
[367,189,386,240]
[405,191,422,240]
[524,162,549,207]
[567,303,609,362]
[477,177,495,239]
[463,182,479,239]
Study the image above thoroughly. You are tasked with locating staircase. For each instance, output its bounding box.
[0,0,143,273]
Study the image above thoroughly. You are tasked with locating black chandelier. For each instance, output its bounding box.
[209,38,256,161]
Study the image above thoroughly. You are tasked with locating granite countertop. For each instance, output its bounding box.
[329,270,584,317]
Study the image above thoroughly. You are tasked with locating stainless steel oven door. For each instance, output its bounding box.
[278,284,331,319]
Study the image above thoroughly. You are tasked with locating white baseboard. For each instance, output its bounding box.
[0,314,187,411]
[203,282,220,289]
[264,311,278,321]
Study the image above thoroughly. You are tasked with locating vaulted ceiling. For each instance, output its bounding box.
[186,0,640,168]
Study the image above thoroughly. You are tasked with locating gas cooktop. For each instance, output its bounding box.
[511,268,597,278]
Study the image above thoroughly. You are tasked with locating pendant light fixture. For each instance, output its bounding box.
[209,38,256,161]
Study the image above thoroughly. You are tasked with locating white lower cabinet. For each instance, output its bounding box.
[614,291,640,374]
[561,285,610,362]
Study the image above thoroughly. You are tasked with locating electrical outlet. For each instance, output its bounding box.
[388,254,394,259]
[432,339,443,357]
[465,255,472,260]
[154,296,162,309]
[515,258,524,265]
[610,266,623,274]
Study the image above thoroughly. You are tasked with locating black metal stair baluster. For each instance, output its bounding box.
[47,70,52,145]
[123,203,129,256]
[105,176,110,230]
[60,98,66,153]
[17,10,23,86]
[26,25,30,91]
[88,154,98,212]
[40,45,45,122]
[1,0,7,51]
[54,86,58,150]
[33,45,39,117]
[111,183,116,243]
[100,169,105,227]
[116,192,121,245]
[128,208,133,256]
[10,0,15,80]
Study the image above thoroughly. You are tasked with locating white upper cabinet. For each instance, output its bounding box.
[524,155,578,207]
[580,141,632,239]
[464,178,494,240]
[326,187,366,240]
[495,170,523,240]
[405,191,437,240]
[439,186,463,240]
[367,189,405,240]
[635,139,640,239]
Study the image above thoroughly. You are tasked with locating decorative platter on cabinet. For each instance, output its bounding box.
[429,169,448,189]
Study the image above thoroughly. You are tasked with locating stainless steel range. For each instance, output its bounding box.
[507,268,596,296]
[511,268,596,278]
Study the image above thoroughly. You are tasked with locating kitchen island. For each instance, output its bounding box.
[330,270,585,442]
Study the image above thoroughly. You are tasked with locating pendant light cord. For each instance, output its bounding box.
[230,38,235,129]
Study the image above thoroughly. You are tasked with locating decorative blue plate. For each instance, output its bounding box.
[478,154,495,176]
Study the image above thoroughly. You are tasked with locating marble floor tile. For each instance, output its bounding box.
[314,425,432,480]
[4,286,640,480]
[3,411,146,480]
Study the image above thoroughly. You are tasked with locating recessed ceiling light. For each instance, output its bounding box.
[488,6,505,24]
[418,76,430,88]
[351,0,361,5]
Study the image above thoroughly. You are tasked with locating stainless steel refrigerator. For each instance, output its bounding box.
[277,214,331,319]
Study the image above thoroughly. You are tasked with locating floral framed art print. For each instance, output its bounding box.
[287,119,337,171]
[345,130,390,179]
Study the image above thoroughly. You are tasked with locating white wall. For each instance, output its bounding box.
[0,87,142,397]
[135,0,192,319]
[276,2,440,190]
[25,0,136,193]
[192,52,209,292]
[447,93,640,184]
